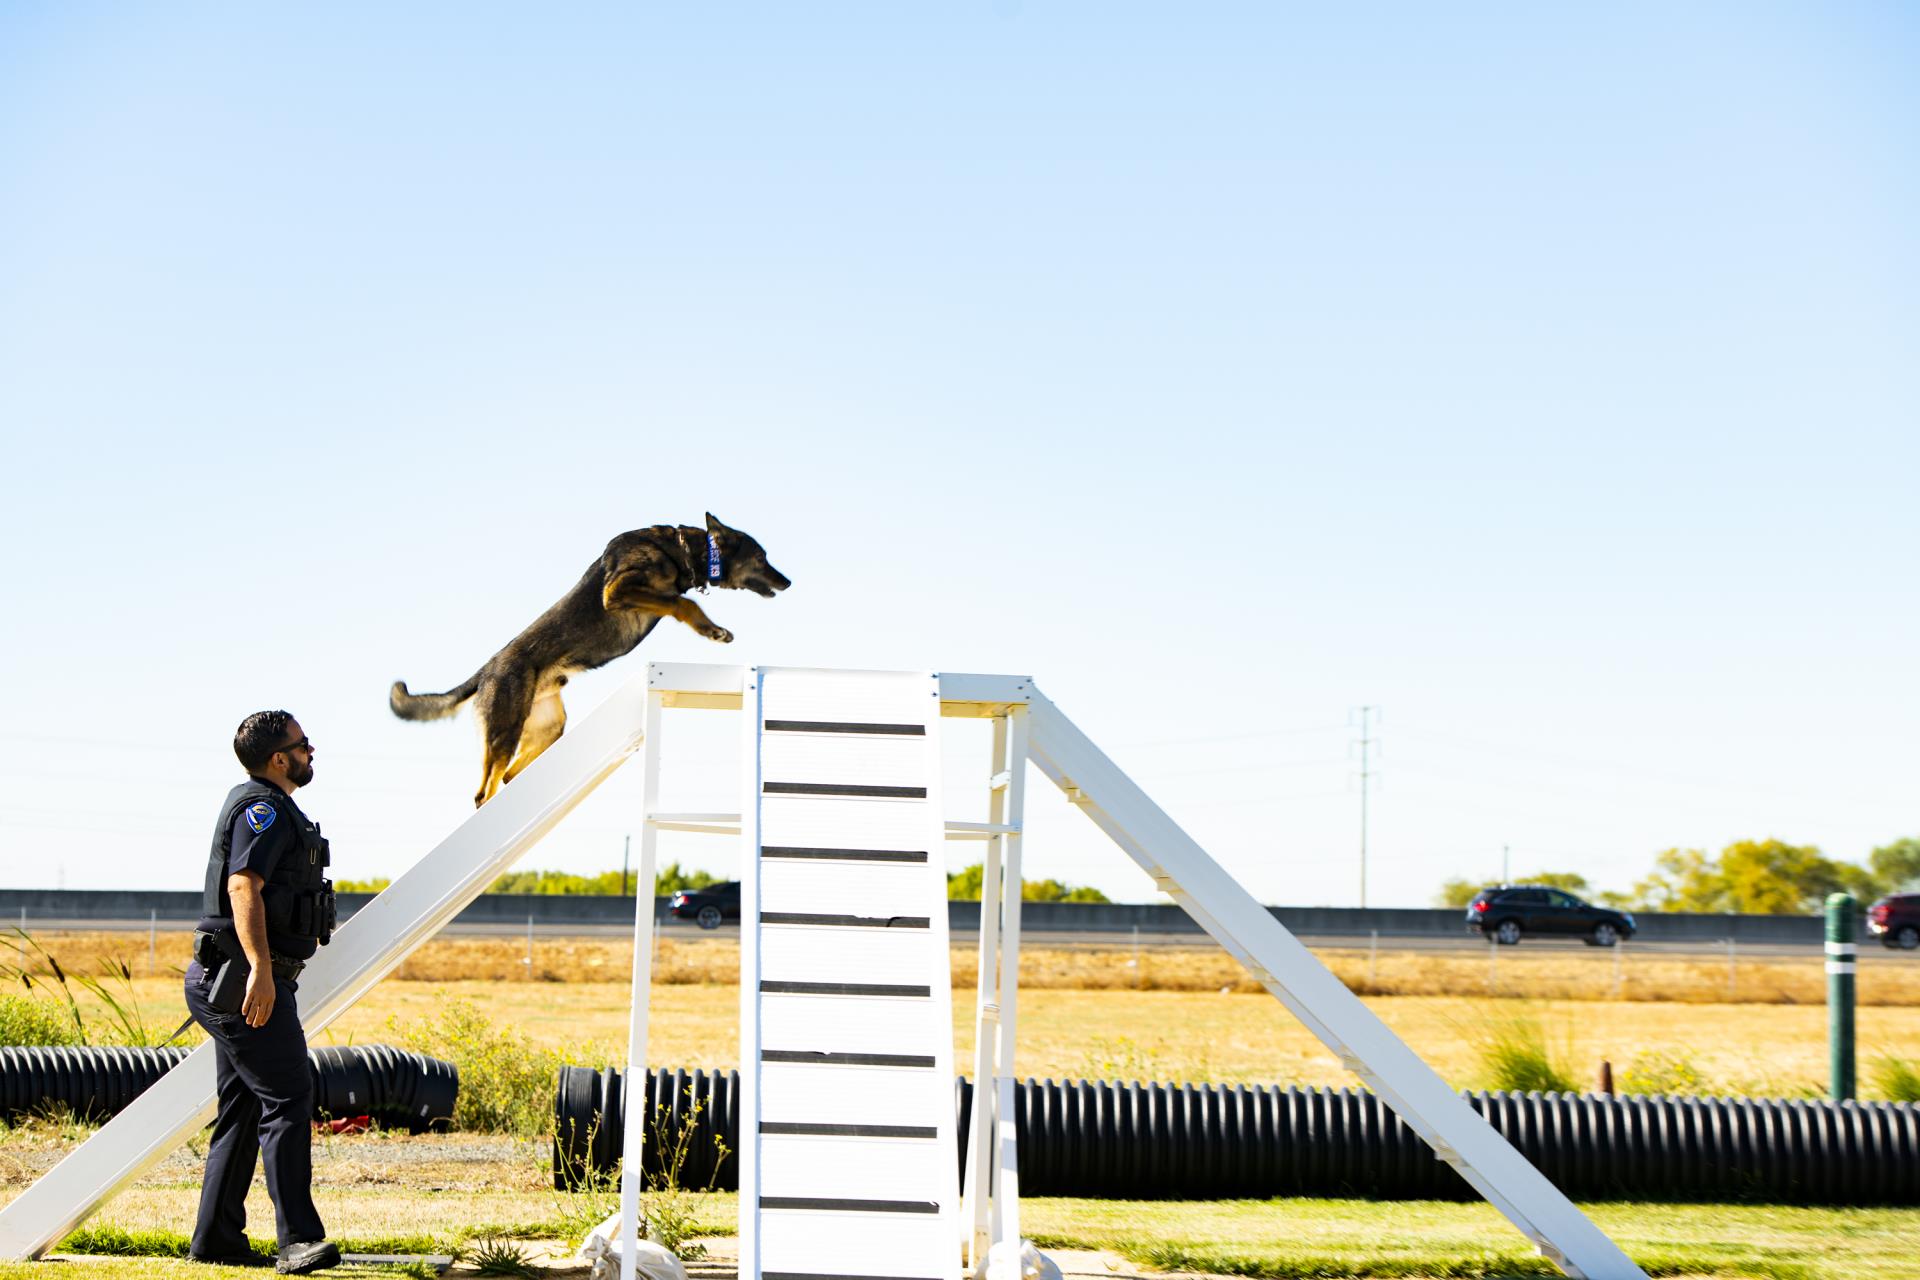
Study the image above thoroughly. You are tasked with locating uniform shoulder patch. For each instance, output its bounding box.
[244,801,278,835]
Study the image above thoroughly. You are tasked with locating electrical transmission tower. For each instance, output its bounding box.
[1353,705,1378,908]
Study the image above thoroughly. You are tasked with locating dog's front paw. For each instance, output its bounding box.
[705,625,734,644]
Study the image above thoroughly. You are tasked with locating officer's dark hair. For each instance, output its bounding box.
[234,710,299,772]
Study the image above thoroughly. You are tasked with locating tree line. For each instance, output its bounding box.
[338,860,1109,903]
[336,860,723,897]
[1436,836,1920,914]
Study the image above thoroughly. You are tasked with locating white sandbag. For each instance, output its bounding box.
[986,1238,1061,1280]
[577,1211,690,1280]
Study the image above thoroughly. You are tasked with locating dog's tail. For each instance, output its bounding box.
[390,674,481,722]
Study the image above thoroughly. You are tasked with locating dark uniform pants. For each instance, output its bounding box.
[183,959,326,1253]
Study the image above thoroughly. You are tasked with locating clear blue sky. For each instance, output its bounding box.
[1,3,1914,908]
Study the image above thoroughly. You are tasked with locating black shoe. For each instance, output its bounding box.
[275,1241,341,1275]
[187,1250,274,1268]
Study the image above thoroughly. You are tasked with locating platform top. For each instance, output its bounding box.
[646,663,1031,716]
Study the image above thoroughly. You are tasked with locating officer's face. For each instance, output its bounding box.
[277,723,316,787]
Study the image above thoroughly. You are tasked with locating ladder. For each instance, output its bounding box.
[738,667,961,1280]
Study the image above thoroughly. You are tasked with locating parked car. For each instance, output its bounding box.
[1867,894,1920,950]
[667,882,741,930]
[1465,885,1636,947]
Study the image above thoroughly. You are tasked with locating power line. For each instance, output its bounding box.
[1352,705,1378,908]
[1108,724,1349,750]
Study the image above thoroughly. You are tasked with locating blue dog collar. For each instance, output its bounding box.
[707,537,722,582]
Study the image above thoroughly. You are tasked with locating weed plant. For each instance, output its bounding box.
[1617,1049,1712,1096]
[548,1159,621,1249]
[1465,1009,1577,1094]
[640,1087,730,1257]
[465,1239,539,1277]
[550,1086,731,1259]
[1869,1053,1920,1103]
[1076,1034,1187,1083]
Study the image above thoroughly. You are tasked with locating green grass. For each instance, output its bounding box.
[26,1196,1920,1279]
[1019,1197,1920,1279]
[22,1226,437,1279]
[55,1226,203,1258]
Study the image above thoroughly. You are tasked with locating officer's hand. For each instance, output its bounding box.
[241,968,276,1028]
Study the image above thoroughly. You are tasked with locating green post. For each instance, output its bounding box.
[1826,892,1856,1101]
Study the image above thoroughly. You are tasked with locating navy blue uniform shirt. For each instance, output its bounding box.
[226,792,295,884]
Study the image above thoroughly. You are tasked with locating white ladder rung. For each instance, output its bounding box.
[645,812,742,833]
[944,821,1020,840]
[648,812,1019,840]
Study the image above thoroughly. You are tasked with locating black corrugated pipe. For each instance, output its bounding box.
[553,1066,739,1190]
[0,1045,458,1134]
[554,1067,1920,1205]
[309,1045,459,1132]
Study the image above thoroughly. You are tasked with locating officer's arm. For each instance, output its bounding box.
[228,870,275,1026]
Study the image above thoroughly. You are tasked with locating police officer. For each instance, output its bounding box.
[185,710,339,1273]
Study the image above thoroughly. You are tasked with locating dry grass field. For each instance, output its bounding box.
[18,932,1920,1096]
[24,928,1920,1006]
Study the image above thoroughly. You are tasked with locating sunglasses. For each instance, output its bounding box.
[276,737,313,756]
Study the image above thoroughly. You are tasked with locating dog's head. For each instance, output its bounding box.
[707,513,791,598]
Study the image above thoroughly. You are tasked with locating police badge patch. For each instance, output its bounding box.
[244,801,278,834]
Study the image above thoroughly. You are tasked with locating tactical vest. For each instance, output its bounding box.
[199,778,336,959]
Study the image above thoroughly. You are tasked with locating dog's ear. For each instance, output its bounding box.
[705,512,729,541]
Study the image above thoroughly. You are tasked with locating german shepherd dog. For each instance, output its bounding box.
[391,514,790,806]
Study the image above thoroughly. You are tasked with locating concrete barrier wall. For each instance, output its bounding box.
[0,889,653,930]
[1012,901,1836,944]
[0,888,1846,944]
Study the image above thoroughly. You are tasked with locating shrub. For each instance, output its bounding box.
[1,929,164,1046]
[1617,1049,1712,1096]
[1869,1054,1920,1103]
[0,992,79,1046]
[388,995,581,1138]
[1468,1010,1577,1094]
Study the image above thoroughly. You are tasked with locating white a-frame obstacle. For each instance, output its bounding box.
[0,664,1646,1280]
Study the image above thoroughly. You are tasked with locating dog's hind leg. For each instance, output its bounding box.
[473,675,536,807]
[502,690,566,785]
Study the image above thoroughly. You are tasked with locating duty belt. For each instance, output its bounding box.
[192,930,305,980]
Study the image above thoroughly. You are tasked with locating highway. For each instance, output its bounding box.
[24,912,1916,965]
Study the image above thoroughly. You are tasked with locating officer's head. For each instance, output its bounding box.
[234,710,316,790]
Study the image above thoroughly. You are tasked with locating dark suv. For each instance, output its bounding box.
[1867,894,1920,950]
[1466,885,1636,947]
[667,882,741,930]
